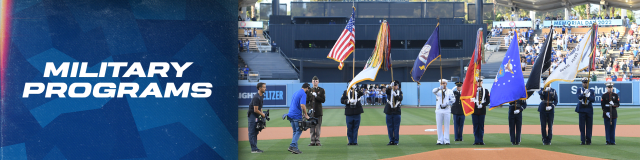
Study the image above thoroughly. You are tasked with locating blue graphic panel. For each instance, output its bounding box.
[3,0,238,159]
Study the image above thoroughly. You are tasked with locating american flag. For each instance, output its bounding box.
[327,7,355,70]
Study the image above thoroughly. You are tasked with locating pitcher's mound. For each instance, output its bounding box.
[382,148,605,160]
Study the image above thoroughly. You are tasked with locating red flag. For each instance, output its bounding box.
[460,29,483,116]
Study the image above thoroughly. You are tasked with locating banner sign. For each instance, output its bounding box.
[492,21,532,28]
[543,19,623,27]
[238,85,287,106]
[238,21,264,28]
[558,82,633,104]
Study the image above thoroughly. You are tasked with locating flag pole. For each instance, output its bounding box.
[437,17,443,104]
[352,5,355,80]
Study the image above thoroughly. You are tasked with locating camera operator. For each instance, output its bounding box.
[307,76,326,146]
[286,83,311,154]
[341,79,364,145]
[247,82,266,153]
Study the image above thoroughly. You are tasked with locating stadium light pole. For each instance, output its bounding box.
[476,0,483,25]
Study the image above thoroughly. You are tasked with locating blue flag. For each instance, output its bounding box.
[411,25,440,82]
[489,33,527,108]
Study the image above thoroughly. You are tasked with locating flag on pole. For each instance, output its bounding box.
[544,29,594,87]
[489,33,527,109]
[410,25,440,82]
[578,25,598,72]
[459,28,483,116]
[327,7,356,70]
[525,25,554,98]
[346,21,391,91]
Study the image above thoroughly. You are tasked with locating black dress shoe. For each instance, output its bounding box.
[472,143,477,145]
[512,142,516,145]
[387,142,394,146]
[309,143,316,146]
[480,142,485,145]
[445,143,450,145]
[353,143,358,145]
[580,142,586,145]
[436,143,443,145]
[610,143,616,145]
[516,142,520,145]
[347,143,353,146]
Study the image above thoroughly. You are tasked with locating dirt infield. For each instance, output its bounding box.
[381,148,606,160]
[238,125,640,141]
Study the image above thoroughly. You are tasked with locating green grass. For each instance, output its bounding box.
[238,107,640,128]
[239,134,640,160]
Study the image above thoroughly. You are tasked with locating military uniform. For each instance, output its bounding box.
[472,82,490,145]
[537,86,558,145]
[384,81,403,145]
[307,84,325,146]
[341,87,364,145]
[451,82,465,142]
[508,100,526,145]
[601,82,620,145]
[576,78,595,145]
[433,79,456,145]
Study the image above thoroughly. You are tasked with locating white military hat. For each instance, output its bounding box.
[438,79,448,83]
[605,82,614,87]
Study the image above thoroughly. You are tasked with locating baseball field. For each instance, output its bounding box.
[238,107,640,160]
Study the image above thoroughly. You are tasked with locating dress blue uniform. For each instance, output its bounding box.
[576,78,595,145]
[538,87,558,145]
[508,100,526,145]
[384,81,403,145]
[601,82,620,145]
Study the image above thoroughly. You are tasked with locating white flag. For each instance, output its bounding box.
[544,29,593,87]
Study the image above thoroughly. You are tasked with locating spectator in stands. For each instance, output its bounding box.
[239,39,244,52]
[614,38,618,48]
[254,28,257,37]
[526,44,533,54]
[272,41,277,52]
[561,25,566,34]
[623,61,629,74]
[246,40,250,51]
[611,74,617,81]
[615,14,621,19]
[243,65,250,79]
[618,46,624,56]
[525,52,532,65]
[485,42,491,53]
[238,16,243,21]
[521,58,527,71]
[329,20,335,24]
[545,15,550,20]
[634,47,639,57]
[567,24,572,34]
[504,34,510,46]
[591,15,596,20]
[534,34,539,45]
[605,14,610,19]
[614,61,620,75]
[536,19,540,30]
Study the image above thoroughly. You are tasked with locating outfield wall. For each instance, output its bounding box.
[239,80,637,108]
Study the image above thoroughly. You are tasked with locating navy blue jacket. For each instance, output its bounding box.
[575,88,595,114]
[538,88,558,113]
[509,100,527,115]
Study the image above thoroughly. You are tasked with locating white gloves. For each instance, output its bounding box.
[312,92,317,97]
[546,106,552,111]
[584,90,591,97]
[439,85,444,90]
[514,110,520,114]
[478,105,483,109]
[349,99,357,105]
[606,112,611,118]
[609,101,615,106]
[477,87,482,91]
[545,87,551,91]
[391,91,396,97]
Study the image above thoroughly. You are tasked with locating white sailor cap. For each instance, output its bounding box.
[581,77,589,83]
[438,79,448,83]
[476,76,485,82]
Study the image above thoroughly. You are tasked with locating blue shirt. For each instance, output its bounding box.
[633,50,638,56]
[526,55,532,63]
[287,89,307,119]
